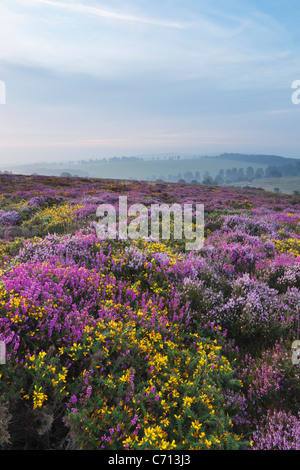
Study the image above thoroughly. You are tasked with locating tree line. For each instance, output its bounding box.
[149,160,300,185]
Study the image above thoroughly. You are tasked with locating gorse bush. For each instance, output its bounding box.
[22,203,84,235]
[0,248,245,450]
[65,320,244,450]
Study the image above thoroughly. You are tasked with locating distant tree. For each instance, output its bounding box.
[265,165,282,178]
[246,166,254,180]
[183,171,194,183]
[214,174,224,185]
[238,168,246,181]
[254,168,264,179]
[231,167,238,180]
[274,187,281,193]
[60,172,72,177]
[216,169,225,182]
[225,169,232,183]
[195,171,201,181]
[214,169,225,184]
[202,171,213,185]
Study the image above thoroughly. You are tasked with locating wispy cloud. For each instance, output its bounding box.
[28,0,186,28]
[1,0,296,86]
[1,0,300,165]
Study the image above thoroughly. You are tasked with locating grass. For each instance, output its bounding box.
[230,177,300,195]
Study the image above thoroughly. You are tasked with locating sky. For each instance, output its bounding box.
[0,0,300,167]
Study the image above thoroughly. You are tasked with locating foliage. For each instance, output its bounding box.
[0,174,300,449]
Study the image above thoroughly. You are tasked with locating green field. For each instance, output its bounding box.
[229,177,300,195]
[6,156,300,194]
[7,156,270,181]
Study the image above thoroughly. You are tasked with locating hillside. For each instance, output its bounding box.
[4,153,300,185]
[229,177,300,195]
[1,174,300,450]
[213,153,300,166]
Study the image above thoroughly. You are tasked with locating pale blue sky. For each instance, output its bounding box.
[0,0,300,166]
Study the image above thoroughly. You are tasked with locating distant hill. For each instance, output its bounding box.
[212,153,300,166]
[3,152,300,185]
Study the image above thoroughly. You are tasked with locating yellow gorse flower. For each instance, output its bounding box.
[33,385,47,409]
